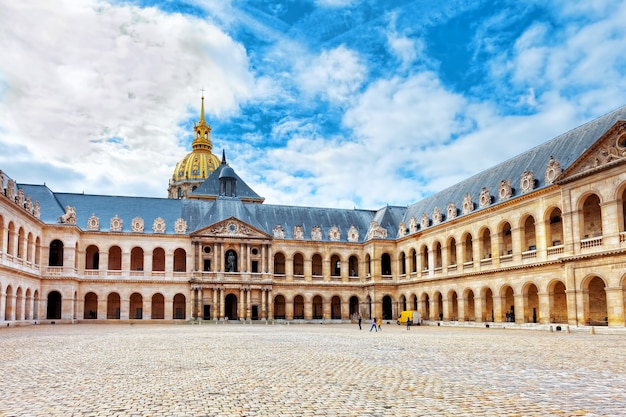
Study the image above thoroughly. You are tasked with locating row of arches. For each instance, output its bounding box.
[0,215,41,264]
[0,273,623,325]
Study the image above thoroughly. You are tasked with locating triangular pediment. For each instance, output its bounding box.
[558,121,626,183]
[192,217,270,239]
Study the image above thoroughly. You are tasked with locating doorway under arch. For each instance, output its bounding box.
[224,293,237,320]
[382,295,393,320]
[46,291,62,319]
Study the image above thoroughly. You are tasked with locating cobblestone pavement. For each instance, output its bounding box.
[1,322,626,417]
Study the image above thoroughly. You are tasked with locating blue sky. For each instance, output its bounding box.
[1,0,626,209]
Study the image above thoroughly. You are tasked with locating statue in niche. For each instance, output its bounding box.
[226,251,236,272]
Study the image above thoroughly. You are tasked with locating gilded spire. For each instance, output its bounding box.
[200,94,206,125]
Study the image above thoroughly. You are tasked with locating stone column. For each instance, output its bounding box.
[220,289,225,319]
[144,296,152,320]
[120,296,130,320]
[247,289,252,320]
[441,297,449,321]
[100,250,109,273]
[606,286,625,326]
[513,293,524,324]
[97,297,107,320]
[537,291,550,324]
[213,288,219,320]
[0,289,6,321]
[268,289,273,319]
[239,287,245,319]
[493,295,503,323]
[457,297,465,322]
[144,251,151,274]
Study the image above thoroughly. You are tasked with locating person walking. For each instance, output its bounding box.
[407,314,411,330]
[377,317,382,331]
[369,317,377,332]
[358,314,362,330]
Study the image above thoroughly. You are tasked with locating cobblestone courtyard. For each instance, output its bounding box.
[1,323,625,416]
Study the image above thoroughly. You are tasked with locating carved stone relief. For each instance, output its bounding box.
[293,225,304,240]
[367,221,387,240]
[545,156,562,184]
[479,187,491,208]
[409,216,418,233]
[520,170,535,194]
[87,214,100,231]
[462,193,474,215]
[59,205,77,224]
[329,225,340,241]
[498,179,512,201]
[348,225,359,242]
[131,217,144,233]
[420,213,429,229]
[273,224,285,239]
[152,217,166,233]
[110,215,123,232]
[447,202,457,220]
[34,202,40,219]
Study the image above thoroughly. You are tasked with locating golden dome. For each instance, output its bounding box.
[171,96,221,183]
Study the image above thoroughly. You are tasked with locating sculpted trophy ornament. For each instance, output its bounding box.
[348,225,359,242]
[152,217,166,233]
[87,214,100,231]
[432,207,443,225]
[520,170,535,194]
[479,187,491,208]
[328,225,340,241]
[409,216,418,233]
[311,226,322,241]
[544,156,562,184]
[131,217,144,233]
[447,202,457,220]
[498,179,512,201]
[462,193,474,215]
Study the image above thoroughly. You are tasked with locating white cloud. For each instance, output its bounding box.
[294,45,367,104]
[0,0,256,196]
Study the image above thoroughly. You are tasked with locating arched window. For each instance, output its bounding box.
[273,252,285,275]
[49,239,64,266]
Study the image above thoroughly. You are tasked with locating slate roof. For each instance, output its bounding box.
[11,105,626,241]
[191,161,263,201]
[400,105,626,235]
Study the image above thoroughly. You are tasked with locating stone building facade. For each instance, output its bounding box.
[2,103,626,327]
